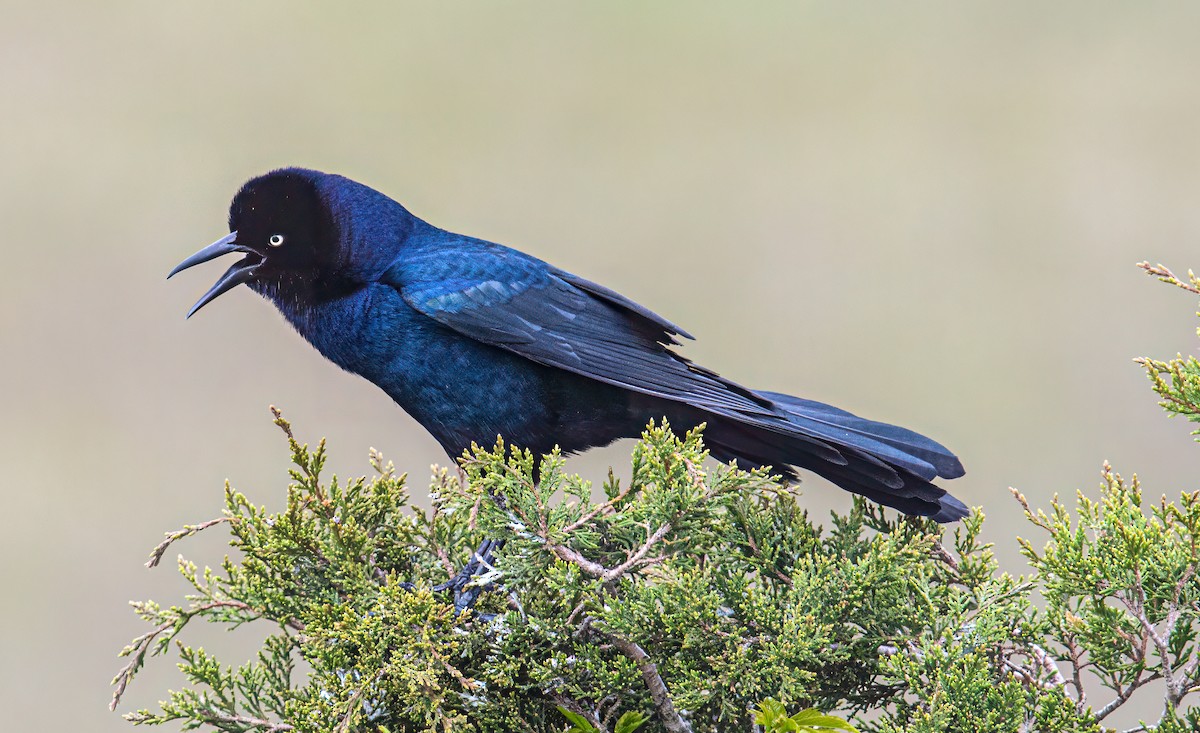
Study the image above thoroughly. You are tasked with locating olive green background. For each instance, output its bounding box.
[3,2,1199,729]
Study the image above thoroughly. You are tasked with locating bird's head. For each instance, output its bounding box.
[170,168,376,317]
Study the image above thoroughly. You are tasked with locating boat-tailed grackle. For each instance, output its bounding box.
[171,168,967,524]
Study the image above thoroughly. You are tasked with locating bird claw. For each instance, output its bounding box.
[432,538,501,613]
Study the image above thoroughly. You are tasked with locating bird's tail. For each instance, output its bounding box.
[702,390,968,522]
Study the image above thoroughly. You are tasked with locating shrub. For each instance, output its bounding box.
[112,263,1200,732]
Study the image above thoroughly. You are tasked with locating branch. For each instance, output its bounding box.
[1028,644,1067,688]
[1137,261,1200,294]
[1094,673,1162,722]
[608,634,692,733]
[551,692,604,731]
[146,517,233,568]
[207,711,294,732]
[1061,635,1088,712]
[550,543,610,578]
[1127,563,1179,703]
[560,480,636,535]
[547,522,673,584]
[741,530,794,588]
[111,599,256,711]
[930,540,961,579]
[602,522,674,583]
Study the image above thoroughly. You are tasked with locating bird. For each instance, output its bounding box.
[170,168,967,522]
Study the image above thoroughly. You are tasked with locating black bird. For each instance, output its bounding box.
[171,169,967,522]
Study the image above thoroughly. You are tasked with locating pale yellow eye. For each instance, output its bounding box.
[268,233,285,247]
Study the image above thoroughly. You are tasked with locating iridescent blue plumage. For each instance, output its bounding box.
[172,168,968,522]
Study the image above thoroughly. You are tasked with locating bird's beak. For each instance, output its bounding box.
[168,231,262,318]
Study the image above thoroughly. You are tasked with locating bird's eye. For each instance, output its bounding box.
[268,234,285,247]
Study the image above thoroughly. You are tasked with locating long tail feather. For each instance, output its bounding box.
[700,391,968,522]
[757,391,964,480]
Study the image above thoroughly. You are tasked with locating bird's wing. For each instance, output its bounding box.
[385,239,777,418]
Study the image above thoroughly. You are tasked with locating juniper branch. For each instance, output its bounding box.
[146,517,233,568]
[110,599,257,711]
[608,633,692,733]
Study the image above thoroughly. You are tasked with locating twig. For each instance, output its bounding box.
[608,634,692,733]
[547,523,673,583]
[502,473,673,583]
[1095,675,1160,721]
[333,671,380,733]
[550,543,609,578]
[1061,635,1088,711]
[111,599,257,711]
[1137,261,1200,294]
[1010,487,1051,530]
[741,530,793,588]
[1126,563,1179,704]
[551,693,604,731]
[601,523,674,583]
[1028,644,1067,688]
[1168,562,1199,699]
[207,711,294,732]
[565,599,588,626]
[598,694,622,731]
[560,481,636,535]
[146,517,232,568]
[930,541,961,576]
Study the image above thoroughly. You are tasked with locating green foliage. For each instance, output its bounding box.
[113,265,1200,732]
[559,706,648,733]
[753,699,859,732]
[1139,263,1200,437]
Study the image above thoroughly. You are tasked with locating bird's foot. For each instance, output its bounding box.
[434,538,502,613]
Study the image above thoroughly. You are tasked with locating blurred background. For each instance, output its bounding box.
[3,2,1199,729]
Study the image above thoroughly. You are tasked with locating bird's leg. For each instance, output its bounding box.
[433,538,492,594]
[426,466,506,612]
[432,538,505,613]
[428,457,546,613]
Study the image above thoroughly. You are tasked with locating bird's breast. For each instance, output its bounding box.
[271,284,571,452]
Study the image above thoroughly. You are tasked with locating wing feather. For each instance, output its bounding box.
[387,240,776,420]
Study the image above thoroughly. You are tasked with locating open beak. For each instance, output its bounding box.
[169,231,262,318]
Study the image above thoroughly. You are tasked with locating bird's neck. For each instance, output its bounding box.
[251,271,360,324]
[254,277,379,371]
